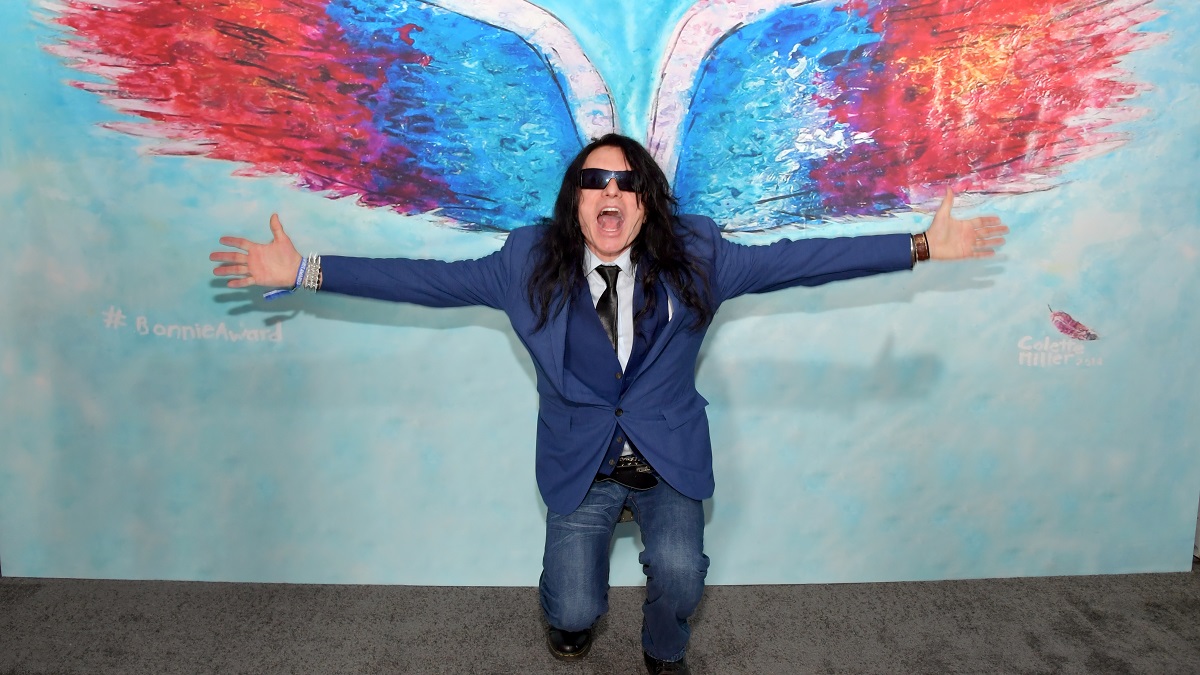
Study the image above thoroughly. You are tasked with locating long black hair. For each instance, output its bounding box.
[526,134,713,331]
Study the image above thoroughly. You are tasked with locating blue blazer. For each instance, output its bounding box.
[321,215,913,514]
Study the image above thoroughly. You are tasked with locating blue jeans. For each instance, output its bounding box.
[539,478,709,662]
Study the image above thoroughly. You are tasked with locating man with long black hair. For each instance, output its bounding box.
[212,133,1006,674]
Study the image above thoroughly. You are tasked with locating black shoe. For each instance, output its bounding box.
[546,626,593,660]
[644,651,691,674]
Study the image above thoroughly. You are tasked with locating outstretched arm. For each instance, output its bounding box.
[708,187,1009,301]
[210,212,521,310]
[924,188,1009,260]
[210,214,303,289]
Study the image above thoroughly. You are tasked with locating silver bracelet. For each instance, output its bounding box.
[301,253,321,291]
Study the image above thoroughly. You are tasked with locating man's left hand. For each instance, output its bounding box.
[925,188,1009,260]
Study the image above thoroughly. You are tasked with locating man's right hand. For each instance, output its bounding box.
[210,214,303,289]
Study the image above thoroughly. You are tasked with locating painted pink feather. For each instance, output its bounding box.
[1048,306,1099,341]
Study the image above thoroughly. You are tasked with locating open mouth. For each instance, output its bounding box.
[597,206,623,231]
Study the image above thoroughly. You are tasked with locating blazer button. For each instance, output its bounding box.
[616,436,624,445]
[609,459,616,466]
[615,372,622,379]
[615,408,623,417]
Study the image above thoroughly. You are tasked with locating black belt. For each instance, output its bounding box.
[597,454,659,491]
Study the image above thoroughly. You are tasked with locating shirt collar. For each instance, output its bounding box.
[584,247,634,277]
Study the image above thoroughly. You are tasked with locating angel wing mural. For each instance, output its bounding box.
[42,0,1162,234]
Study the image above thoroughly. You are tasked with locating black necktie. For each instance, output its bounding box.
[595,265,620,351]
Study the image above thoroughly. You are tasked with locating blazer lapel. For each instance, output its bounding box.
[624,284,683,387]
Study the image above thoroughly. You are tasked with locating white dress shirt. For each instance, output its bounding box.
[584,247,637,370]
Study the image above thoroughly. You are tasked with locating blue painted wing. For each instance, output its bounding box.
[329,0,602,229]
[664,3,881,233]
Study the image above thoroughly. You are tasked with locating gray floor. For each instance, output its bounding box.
[3,566,1200,674]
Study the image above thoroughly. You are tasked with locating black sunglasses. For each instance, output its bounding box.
[580,168,636,192]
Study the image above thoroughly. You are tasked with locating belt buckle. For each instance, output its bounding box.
[604,455,659,491]
[616,455,646,470]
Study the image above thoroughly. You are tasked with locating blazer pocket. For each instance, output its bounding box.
[663,395,709,430]
[537,399,573,434]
